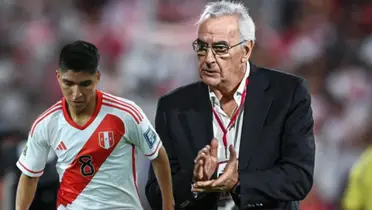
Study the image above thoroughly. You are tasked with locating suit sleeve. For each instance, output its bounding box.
[145,97,199,210]
[239,79,315,207]
[16,123,50,177]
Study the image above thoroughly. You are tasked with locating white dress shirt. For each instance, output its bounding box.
[209,63,250,210]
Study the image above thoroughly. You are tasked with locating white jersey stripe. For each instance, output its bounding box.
[102,93,143,120]
[40,101,62,116]
[102,100,141,124]
[30,106,62,136]
[30,102,62,132]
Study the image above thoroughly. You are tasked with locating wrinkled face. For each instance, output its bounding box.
[195,15,252,88]
[56,70,100,113]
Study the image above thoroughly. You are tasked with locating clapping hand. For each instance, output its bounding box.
[193,138,218,182]
[192,144,239,192]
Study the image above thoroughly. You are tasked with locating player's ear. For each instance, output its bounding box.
[56,69,63,86]
[56,69,60,80]
[96,71,101,81]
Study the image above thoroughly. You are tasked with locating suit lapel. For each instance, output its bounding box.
[178,82,213,164]
[239,64,272,169]
[177,65,272,170]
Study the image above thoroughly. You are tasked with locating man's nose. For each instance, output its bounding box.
[71,86,82,99]
[205,48,216,66]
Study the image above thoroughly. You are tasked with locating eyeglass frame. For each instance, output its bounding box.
[192,39,247,56]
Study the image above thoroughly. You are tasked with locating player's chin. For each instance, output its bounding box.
[70,102,87,111]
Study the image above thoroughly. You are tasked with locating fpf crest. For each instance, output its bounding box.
[98,131,115,149]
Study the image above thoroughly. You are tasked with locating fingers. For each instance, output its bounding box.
[193,141,218,181]
[197,159,204,180]
[192,180,225,192]
[194,146,210,163]
[212,144,236,174]
[203,160,212,179]
[193,146,210,181]
[194,140,217,164]
[191,187,208,192]
[228,144,237,161]
[192,186,224,192]
[210,138,218,158]
[211,171,229,187]
[201,146,211,163]
[212,146,236,187]
[194,180,214,188]
[193,162,201,179]
[193,157,204,177]
[194,151,202,163]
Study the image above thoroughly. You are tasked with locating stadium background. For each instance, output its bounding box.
[1,0,372,209]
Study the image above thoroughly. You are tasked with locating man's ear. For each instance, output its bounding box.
[241,40,254,63]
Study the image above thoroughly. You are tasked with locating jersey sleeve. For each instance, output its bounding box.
[127,105,162,160]
[16,122,50,177]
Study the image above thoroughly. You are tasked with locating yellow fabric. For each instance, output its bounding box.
[342,146,372,210]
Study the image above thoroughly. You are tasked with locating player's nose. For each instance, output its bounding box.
[71,86,83,99]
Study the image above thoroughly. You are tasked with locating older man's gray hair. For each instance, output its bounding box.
[196,1,256,42]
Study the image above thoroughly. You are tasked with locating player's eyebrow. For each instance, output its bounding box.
[62,79,92,85]
[79,80,93,85]
[62,78,74,84]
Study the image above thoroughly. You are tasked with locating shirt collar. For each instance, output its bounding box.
[209,62,250,107]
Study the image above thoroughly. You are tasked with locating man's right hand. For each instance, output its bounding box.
[193,139,218,182]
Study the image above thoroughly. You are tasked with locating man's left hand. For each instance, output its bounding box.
[191,144,238,192]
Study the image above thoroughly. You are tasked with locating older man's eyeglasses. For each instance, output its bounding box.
[192,40,247,56]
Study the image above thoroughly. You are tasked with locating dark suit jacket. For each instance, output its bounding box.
[145,64,315,210]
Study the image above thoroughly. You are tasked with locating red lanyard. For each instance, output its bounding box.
[211,78,249,158]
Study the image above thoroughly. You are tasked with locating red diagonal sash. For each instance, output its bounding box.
[57,114,125,207]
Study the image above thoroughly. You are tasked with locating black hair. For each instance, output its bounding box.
[59,40,100,74]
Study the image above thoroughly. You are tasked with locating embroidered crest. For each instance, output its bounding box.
[98,131,115,149]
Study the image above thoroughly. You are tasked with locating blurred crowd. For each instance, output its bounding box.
[1,0,372,209]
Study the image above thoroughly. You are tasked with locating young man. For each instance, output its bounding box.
[15,40,174,210]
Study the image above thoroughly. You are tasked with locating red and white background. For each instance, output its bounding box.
[1,0,372,210]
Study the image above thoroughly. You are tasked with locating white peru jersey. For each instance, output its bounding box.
[16,90,162,210]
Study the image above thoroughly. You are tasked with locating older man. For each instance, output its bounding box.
[146,1,315,210]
